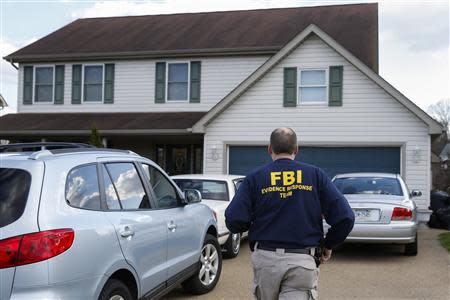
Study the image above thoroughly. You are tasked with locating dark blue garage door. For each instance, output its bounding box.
[228,146,400,177]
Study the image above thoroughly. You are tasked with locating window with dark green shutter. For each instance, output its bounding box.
[23,66,33,105]
[104,64,115,104]
[283,67,297,107]
[329,66,343,106]
[190,61,201,103]
[155,62,166,103]
[72,64,82,104]
[34,67,54,103]
[54,65,65,105]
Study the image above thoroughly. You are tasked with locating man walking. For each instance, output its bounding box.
[225,127,355,300]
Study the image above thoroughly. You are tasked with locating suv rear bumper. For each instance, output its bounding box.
[9,275,106,300]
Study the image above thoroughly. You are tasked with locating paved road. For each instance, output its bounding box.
[165,226,450,299]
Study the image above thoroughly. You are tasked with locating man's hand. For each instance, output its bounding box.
[320,248,332,263]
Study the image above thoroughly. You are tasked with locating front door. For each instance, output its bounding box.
[167,146,190,175]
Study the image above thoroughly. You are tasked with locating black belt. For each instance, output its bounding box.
[256,245,314,255]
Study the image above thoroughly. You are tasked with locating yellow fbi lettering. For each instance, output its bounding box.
[270,170,302,186]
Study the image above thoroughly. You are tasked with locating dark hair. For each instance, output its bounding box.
[270,127,297,154]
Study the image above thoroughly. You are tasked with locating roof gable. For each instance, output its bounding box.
[5,3,378,71]
[191,24,443,135]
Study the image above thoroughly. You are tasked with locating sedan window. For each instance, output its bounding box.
[333,177,403,196]
[174,179,229,201]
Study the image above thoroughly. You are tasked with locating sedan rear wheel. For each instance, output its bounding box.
[223,233,241,259]
[404,233,418,256]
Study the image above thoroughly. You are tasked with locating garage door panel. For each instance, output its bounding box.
[229,146,400,177]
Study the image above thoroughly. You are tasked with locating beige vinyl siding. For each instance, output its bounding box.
[203,35,431,211]
[17,56,269,113]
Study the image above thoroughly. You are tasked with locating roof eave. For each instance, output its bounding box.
[4,46,280,63]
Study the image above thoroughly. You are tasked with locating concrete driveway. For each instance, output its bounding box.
[165,226,450,299]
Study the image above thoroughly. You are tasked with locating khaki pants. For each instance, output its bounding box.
[251,247,319,300]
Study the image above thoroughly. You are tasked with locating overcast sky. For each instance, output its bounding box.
[0,0,449,115]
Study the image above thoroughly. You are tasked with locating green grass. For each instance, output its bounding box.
[439,232,450,253]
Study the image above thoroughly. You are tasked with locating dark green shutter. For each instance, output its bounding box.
[54,65,65,105]
[104,64,115,104]
[190,61,201,103]
[155,62,166,103]
[283,67,297,107]
[329,66,343,106]
[23,66,33,105]
[72,64,82,104]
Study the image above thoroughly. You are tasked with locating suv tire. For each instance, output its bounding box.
[182,234,222,295]
[99,279,133,300]
[223,233,241,259]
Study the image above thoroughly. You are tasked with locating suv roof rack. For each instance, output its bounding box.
[0,142,94,153]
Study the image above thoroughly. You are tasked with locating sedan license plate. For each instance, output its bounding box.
[353,208,380,223]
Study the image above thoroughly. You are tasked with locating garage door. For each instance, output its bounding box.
[228,146,401,177]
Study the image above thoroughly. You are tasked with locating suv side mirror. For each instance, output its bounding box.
[183,189,202,204]
[410,190,422,198]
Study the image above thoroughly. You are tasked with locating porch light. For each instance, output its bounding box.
[211,145,219,161]
[412,146,421,164]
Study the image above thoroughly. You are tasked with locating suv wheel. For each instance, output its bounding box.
[223,233,241,259]
[182,234,222,294]
[99,279,133,300]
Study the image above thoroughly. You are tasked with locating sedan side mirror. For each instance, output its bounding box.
[184,189,202,204]
[410,190,422,198]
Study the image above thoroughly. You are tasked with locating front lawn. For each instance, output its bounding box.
[439,232,450,253]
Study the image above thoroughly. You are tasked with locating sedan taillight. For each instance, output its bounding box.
[391,207,413,221]
[0,229,74,269]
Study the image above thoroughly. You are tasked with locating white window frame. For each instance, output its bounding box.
[82,63,105,103]
[32,65,55,104]
[165,61,190,102]
[298,68,328,105]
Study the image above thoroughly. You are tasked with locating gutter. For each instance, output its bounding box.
[3,46,280,63]
[0,129,203,136]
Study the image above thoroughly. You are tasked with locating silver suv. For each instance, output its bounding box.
[0,143,222,300]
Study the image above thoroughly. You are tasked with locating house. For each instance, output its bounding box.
[1,3,443,219]
[0,94,7,109]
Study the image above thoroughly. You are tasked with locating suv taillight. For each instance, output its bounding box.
[0,229,74,269]
[391,207,413,221]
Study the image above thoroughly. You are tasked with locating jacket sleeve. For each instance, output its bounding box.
[225,176,253,234]
[318,170,355,249]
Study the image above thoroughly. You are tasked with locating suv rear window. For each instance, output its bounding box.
[0,168,32,227]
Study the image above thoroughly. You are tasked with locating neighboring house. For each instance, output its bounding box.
[0,94,7,109]
[1,3,444,218]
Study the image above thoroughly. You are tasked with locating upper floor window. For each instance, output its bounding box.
[298,69,327,104]
[167,62,189,101]
[35,66,54,103]
[84,65,104,102]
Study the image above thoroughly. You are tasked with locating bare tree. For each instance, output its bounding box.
[428,98,450,134]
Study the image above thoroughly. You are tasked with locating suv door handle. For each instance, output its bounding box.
[120,226,135,238]
[168,222,177,231]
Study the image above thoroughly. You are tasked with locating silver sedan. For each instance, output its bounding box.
[324,173,420,255]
